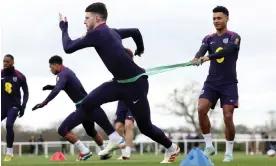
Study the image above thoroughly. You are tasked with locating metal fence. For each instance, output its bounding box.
[1,138,276,157]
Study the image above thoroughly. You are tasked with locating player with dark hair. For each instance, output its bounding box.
[32,55,113,161]
[58,2,180,163]
[1,54,29,161]
[191,6,241,162]
[115,48,135,160]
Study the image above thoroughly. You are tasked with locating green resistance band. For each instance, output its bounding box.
[117,61,201,83]
[75,100,82,105]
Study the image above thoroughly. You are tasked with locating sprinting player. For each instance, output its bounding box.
[191,6,241,162]
[1,54,29,161]
[32,55,114,161]
[115,49,135,160]
[58,2,180,163]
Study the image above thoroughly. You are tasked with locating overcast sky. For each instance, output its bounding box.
[1,0,276,131]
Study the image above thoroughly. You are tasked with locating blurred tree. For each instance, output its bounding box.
[158,81,218,134]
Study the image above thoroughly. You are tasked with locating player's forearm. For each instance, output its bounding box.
[47,85,56,90]
[60,21,74,53]
[116,28,144,51]
[131,29,144,52]
[43,88,61,104]
[49,86,55,90]
[62,30,76,54]
[62,31,92,54]
[207,44,237,59]
[194,46,208,58]
[22,85,29,106]
[195,52,205,59]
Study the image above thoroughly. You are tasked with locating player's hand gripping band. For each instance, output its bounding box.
[117,61,201,83]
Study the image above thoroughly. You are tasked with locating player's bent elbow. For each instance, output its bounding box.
[128,28,140,36]
[134,28,140,32]
[63,45,77,54]
[64,48,74,54]
[134,28,141,35]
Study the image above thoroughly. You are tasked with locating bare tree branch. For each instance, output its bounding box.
[156,81,202,133]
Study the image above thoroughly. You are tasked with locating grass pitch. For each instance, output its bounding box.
[2,153,276,166]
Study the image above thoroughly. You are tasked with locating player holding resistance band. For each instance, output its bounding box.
[191,6,241,162]
[59,2,180,163]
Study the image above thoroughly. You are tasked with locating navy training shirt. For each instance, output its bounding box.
[43,66,87,104]
[60,22,145,80]
[195,30,241,85]
[1,67,29,108]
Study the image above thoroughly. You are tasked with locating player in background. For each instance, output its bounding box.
[191,6,241,162]
[115,49,136,160]
[32,55,113,161]
[1,54,29,161]
[58,2,180,163]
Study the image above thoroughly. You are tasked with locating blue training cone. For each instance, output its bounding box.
[179,148,214,166]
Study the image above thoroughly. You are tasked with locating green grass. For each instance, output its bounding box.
[2,153,276,166]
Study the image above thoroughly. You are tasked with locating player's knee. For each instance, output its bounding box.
[6,123,13,131]
[224,113,233,122]
[198,106,208,115]
[198,99,212,115]
[125,121,134,131]
[115,123,124,136]
[58,125,69,137]
[115,124,123,132]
